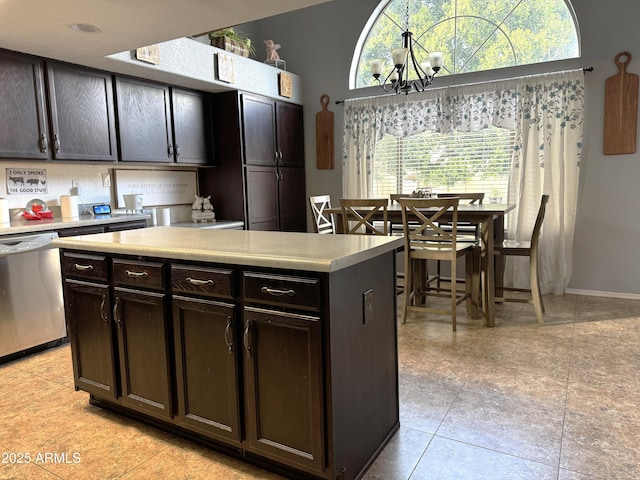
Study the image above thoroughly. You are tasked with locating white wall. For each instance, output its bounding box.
[245,0,640,296]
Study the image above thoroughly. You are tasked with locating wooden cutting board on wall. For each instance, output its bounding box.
[603,51,639,155]
[316,94,334,169]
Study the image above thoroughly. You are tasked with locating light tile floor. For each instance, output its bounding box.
[1,293,639,479]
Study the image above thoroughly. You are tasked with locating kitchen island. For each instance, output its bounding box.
[54,227,402,480]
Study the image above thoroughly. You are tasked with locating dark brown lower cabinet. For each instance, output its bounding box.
[113,286,173,419]
[60,248,399,480]
[172,296,241,443]
[64,279,117,399]
[243,306,324,474]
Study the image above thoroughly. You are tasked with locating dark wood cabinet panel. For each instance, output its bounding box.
[115,77,173,162]
[242,95,276,166]
[276,102,304,167]
[278,166,307,232]
[64,279,118,399]
[171,88,211,165]
[0,51,49,159]
[113,286,173,419]
[243,306,324,474]
[245,165,279,231]
[172,296,241,442]
[46,62,117,161]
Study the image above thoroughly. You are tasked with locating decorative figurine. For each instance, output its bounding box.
[264,40,281,61]
[191,194,216,223]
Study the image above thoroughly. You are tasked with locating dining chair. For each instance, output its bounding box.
[339,198,389,235]
[493,194,549,324]
[309,194,336,234]
[399,197,478,331]
[434,192,485,289]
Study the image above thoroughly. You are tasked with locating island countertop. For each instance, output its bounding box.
[52,226,403,273]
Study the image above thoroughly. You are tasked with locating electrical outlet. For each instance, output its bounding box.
[102,173,111,187]
[363,289,374,324]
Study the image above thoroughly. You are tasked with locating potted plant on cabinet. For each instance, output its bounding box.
[208,28,254,58]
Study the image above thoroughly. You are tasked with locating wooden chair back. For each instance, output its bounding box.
[398,197,461,254]
[339,198,389,235]
[309,195,335,234]
[530,194,549,250]
[437,192,485,204]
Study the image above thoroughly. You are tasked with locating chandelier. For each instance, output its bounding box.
[369,0,444,95]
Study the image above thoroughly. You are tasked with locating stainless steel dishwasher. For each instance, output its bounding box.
[0,231,67,362]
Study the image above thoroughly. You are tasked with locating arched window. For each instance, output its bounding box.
[351,0,580,89]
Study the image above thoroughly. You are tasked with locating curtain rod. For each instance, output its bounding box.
[334,66,594,105]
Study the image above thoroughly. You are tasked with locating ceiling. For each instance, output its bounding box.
[0,0,332,75]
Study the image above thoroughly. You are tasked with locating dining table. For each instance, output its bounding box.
[327,202,516,327]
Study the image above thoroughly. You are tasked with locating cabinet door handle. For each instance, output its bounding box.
[261,286,295,297]
[274,150,278,163]
[125,270,148,278]
[278,151,283,162]
[224,317,233,354]
[175,145,181,157]
[74,263,94,271]
[186,277,214,286]
[168,144,174,157]
[113,297,121,328]
[100,294,108,325]
[243,320,253,354]
[53,134,60,153]
[39,133,47,153]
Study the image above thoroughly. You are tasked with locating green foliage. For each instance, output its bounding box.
[356,0,579,88]
[208,27,255,56]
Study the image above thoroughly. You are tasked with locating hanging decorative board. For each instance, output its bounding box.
[315,94,334,169]
[603,51,639,154]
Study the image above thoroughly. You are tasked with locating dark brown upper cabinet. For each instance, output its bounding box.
[0,53,117,162]
[46,62,118,161]
[115,76,174,163]
[0,51,49,160]
[171,88,211,165]
[115,76,212,164]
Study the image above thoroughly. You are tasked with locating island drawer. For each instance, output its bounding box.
[243,272,321,312]
[112,258,165,290]
[171,264,234,299]
[61,252,108,281]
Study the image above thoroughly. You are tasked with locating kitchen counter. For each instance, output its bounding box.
[169,220,244,230]
[0,213,150,236]
[53,226,403,272]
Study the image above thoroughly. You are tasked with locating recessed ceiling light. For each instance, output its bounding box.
[69,23,102,33]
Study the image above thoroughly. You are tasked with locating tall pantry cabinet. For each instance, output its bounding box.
[200,91,306,231]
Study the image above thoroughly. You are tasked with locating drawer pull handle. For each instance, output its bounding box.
[125,270,148,278]
[261,286,295,297]
[186,277,214,286]
[74,263,94,271]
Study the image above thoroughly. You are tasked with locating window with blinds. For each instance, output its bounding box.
[371,126,515,202]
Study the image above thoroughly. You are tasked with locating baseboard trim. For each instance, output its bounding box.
[565,288,640,300]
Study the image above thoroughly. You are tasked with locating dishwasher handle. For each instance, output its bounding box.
[0,232,59,256]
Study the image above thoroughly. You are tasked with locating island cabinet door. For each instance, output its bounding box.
[64,279,118,400]
[113,287,173,419]
[172,296,241,443]
[242,306,325,475]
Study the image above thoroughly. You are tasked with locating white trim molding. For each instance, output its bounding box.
[566,289,640,301]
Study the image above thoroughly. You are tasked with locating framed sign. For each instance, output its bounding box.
[217,53,235,83]
[279,72,292,98]
[114,169,197,207]
[135,45,160,65]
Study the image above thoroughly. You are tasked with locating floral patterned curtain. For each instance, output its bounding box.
[342,69,584,294]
